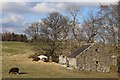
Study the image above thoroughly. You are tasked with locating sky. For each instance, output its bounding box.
[0,0,119,34]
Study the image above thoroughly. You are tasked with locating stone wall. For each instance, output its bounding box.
[76,43,114,72]
[67,58,77,69]
[59,55,67,65]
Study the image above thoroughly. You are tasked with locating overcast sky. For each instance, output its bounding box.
[0,1,118,34]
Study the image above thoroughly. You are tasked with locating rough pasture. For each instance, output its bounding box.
[2,42,118,78]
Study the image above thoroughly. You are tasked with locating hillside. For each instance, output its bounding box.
[2,42,118,78]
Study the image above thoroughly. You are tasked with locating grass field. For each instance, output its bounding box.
[2,42,118,78]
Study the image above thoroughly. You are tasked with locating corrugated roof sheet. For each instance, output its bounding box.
[68,44,91,58]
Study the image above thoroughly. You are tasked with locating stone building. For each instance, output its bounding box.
[59,43,117,72]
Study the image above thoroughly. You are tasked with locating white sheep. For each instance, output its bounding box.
[38,55,48,60]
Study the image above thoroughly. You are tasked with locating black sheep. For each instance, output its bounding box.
[9,67,19,74]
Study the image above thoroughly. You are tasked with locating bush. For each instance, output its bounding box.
[52,54,59,63]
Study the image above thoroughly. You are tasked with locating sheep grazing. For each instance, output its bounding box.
[9,67,19,74]
[38,55,48,60]
[38,55,48,62]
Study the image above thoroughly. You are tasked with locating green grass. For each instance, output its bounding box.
[2,41,34,56]
[2,42,118,78]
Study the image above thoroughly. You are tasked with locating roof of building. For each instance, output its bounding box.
[68,44,91,58]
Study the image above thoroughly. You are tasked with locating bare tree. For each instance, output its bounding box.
[25,12,70,62]
[67,7,84,50]
[98,4,118,52]
[25,21,40,42]
[82,11,103,43]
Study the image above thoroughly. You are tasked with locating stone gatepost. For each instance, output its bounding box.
[49,56,52,62]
